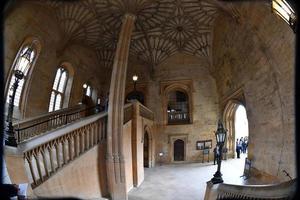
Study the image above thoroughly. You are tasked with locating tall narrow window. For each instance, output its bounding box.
[6,46,36,106]
[48,67,69,112]
[85,84,92,97]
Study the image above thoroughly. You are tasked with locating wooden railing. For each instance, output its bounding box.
[204,179,296,200]
[19,112,107,188]
[13,105,100,143]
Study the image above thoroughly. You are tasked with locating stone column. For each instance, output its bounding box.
[106,14,136,200]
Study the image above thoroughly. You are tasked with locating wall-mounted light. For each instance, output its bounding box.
[272,0,297,32]
[132,75,138,82]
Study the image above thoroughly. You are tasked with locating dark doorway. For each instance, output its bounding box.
[144,132,149,167]
[174,139,184,161]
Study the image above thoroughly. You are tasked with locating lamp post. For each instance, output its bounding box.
[211,120,227,184]
[82,83,87,104]
[132,75,138,91]
[5,46,33,146]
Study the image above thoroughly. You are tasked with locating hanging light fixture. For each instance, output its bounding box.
[272,0,297,32]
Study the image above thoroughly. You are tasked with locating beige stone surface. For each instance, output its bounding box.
[212,3,295,180]
[4,2,109,119]
[32,144,107,199]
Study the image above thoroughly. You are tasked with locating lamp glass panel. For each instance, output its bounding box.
[6,75,24,106]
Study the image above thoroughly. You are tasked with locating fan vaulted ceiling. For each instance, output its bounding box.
[33,0,237,69]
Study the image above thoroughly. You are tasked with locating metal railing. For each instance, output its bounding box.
[204,179,296,200]
[14,105,99,143]
[168,111,189,124]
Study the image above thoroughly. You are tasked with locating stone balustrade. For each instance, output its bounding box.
[204,179,296,200]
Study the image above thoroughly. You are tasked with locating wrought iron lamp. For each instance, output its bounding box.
[5,46,33,146]
[272,0,297,32]
[211,120,227,184]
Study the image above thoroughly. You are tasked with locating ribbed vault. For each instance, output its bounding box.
[31,0,240,69]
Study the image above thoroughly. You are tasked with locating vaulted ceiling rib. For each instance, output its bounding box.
[36,0,221,68]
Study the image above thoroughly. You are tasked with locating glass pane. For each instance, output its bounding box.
[86,86,92,97]
[6,75,24,107]
[54,94,62,111]
[14,79,24,107]
[58,71,67,93]
[48,91,55,112]
[53,68,61,90]
[16,57,30,75]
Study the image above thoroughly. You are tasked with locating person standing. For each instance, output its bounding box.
[213,145,219,165]
[236,138,240,158]
[104,92,109,111]
[242,138,246,154]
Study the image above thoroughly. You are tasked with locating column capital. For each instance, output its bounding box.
[123,13,136,21]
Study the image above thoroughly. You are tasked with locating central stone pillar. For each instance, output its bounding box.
[106,14,136,200]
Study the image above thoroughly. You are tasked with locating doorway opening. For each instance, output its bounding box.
[174,139,185,161]
[144,131,149,168]
[234,105,249,158]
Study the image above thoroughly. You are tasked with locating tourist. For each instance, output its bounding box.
[213,145,219,165]
[236,138,241,158]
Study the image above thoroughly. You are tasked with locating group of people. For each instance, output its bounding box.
[236,136,248,158]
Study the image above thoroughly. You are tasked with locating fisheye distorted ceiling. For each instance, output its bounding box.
[37,0,226,68]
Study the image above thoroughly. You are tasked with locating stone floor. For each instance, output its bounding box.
[128,154,274,200]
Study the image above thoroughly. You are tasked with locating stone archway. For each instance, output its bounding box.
[223,99,245,158]
[174,139,185,161]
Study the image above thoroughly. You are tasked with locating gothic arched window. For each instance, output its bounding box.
[6,45,36,107]
[167,90,190,124]
[48,67,69,112]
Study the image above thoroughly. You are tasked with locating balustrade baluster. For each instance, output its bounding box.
[55,144,61,169]
[26,155,37,186]
[74,133,79,157]
[62,142,67,165]
[90,124,94,146]
[48,147,55,173]
[34,153,43,182]
[68,138,73,161]
[41,151,50,178]
[80,131,84,154]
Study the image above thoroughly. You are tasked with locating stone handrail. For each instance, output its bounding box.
[13,104,85,128]
[204,179,296,200]
[139,103,154,120]
[13,104,98,143]
[5,102,154,190]
[19,112,108,188]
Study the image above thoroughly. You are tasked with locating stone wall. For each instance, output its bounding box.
[126,53,219,163]
[212,2,295,180]
[4,1,109,119]
[33,144,108,199]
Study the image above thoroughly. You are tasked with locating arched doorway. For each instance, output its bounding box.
[144,131,149,168]
[234,105,249,157]
[174,139,184,161]
[223,100,249,159]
